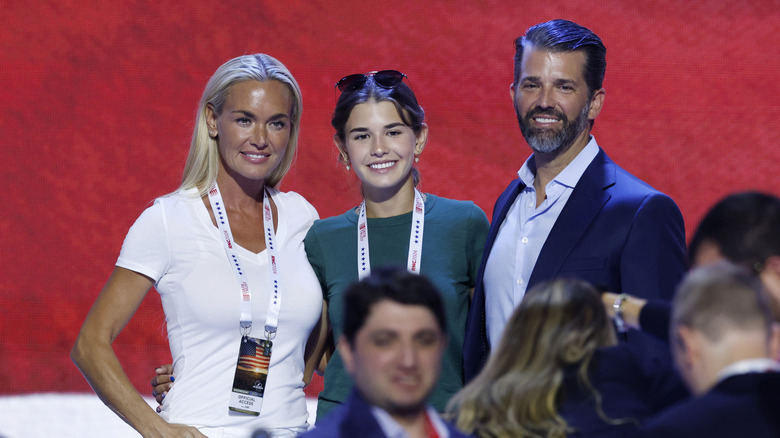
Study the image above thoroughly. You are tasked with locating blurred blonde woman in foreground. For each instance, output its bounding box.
[449,279,687,438]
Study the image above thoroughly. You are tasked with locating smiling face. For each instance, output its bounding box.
[339,299,446,417]
[511,46,604,155]
[336,99,427,202]
[207,80,293,188]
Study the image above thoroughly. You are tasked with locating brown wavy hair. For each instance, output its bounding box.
[448,279,618,437]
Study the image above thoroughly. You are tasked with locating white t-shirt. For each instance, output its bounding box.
[117,188,322,436]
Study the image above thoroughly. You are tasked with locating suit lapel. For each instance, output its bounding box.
[529,149,615,287]
[483,179,525,260]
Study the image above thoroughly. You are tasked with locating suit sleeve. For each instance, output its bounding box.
[619,192,687,301]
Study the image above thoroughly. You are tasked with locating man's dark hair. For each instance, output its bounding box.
[688,191,780,271]
[514,19,606,98]
[342,266,447,345]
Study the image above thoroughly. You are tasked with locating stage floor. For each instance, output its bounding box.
[0,394,318,437]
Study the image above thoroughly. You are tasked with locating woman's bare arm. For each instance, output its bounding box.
[71,267,206,438]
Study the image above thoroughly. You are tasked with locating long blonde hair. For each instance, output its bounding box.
[180,54,303,195]
[449,279,617,437]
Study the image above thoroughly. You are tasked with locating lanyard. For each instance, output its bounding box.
[357,188,425,280]
[207,183,282,339]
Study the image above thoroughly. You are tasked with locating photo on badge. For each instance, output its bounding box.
[229,336,272,416]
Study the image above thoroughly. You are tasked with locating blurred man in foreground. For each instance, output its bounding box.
[300,266,473,438]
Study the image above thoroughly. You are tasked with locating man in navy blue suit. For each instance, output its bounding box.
[642,262,780,437]
[299,267,473,438]
[463,19,687,381]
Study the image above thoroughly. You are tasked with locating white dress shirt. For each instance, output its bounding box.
[484,137,600,348]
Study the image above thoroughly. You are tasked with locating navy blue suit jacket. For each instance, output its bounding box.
[300,389,474,438]
[463,148,687,381]
[642,372,780,437]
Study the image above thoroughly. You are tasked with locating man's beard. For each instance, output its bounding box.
[517,103,590,154]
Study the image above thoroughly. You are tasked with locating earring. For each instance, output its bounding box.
[414,156,419,163]
[346,163,351,171]
[209,130,216,137]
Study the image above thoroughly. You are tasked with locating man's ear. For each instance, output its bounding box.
[587,88,606,120]
[509,82,516,103]
[440,333,450,352]
[337,335,355,375]
[759,255,780,313]
[763,255,780,275]
[674,325,699,370]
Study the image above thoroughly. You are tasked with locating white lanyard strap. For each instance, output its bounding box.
[357,188,425,280]
[261,189,281,337]
[207,183,282,338]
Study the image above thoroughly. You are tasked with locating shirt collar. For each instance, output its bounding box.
[371,406,411,438]
[716,357,780,383]
[518,136,600,189]
[370,405,448,438]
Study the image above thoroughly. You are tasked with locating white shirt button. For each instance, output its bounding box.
[521,237,529,244]
[517,278,524,285]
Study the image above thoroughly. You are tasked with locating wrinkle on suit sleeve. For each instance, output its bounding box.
[619,192,687,301]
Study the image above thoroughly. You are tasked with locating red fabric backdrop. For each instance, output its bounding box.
[2,1,779,397]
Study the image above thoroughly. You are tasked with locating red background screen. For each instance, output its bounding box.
[2,1,779,398]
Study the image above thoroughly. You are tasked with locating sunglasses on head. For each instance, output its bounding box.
[335,70,408,93]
